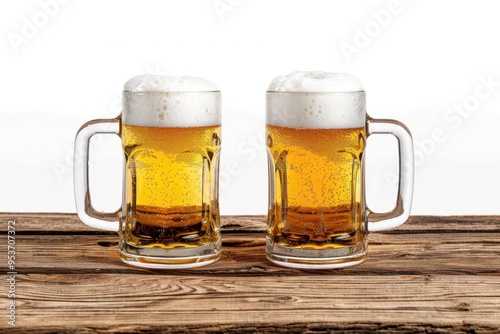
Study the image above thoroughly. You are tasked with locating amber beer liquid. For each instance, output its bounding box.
[267,124,366,249]
[120,124,221,252]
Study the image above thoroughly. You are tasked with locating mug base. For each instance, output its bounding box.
[266,252,366,269]
[266,241,368,269]
[119,251,221,269]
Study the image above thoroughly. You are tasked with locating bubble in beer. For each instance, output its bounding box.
[122,74,221,128]
[266,71,366,129]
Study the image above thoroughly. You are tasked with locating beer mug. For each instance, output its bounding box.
[74,74,222,268]
[266,71,414,268]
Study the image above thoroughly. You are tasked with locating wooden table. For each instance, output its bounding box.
[1,213,499,333]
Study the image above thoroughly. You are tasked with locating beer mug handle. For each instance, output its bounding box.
[74,118,121,231]
[366,118,414,231]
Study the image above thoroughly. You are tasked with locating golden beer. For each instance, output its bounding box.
[267,124,366,249]
[120,124,221,251]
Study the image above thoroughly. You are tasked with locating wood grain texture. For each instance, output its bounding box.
[2,274,500,331]
[0,214,499,333]
[4,233,500,275]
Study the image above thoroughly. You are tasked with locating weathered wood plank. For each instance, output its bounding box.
[1,214,499,333]
[4,232,500,275]
[1,212,500,233]
[0,274,499,331]
[4,323,500,334]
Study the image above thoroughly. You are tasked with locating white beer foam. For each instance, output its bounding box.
[266,71,366,129]
[124,74,219,92]
[122,74,221,127]
[267,71,364,93]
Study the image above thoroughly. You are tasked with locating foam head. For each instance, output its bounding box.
[122,74,221,127]
[266,71,366,129]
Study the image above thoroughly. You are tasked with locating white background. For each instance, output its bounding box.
[1,0,499,215]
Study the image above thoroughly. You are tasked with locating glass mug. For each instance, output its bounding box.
[266,71,414,269]
[74,74,222,268]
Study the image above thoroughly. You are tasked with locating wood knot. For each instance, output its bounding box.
[456,302,472,311]
[277,296,293,301]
